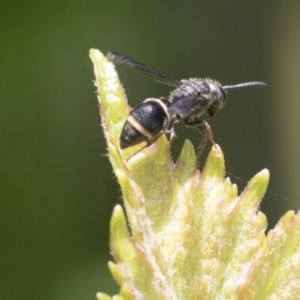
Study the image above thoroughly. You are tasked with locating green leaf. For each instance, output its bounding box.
[90,49,300,300]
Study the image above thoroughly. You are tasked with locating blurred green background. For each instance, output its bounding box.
[1,1,300,299]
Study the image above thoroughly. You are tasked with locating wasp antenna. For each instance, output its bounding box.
[223,81,266,90]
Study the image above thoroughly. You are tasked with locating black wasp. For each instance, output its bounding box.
[107,52,266,159]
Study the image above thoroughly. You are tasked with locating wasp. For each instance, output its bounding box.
[107,52,266,159]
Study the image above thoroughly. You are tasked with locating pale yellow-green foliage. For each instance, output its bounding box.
[90,49,300,300]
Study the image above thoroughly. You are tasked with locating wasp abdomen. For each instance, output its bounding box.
[120,98,170,149]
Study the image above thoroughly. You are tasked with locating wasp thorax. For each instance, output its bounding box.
[167,78,227,119]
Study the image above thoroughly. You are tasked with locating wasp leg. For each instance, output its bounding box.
[165,114,182,146]
[125,131,166,161]
[164,120,176,146]
[195,121,215,145]
[168,127,177,146]
[126,119,179,161]
[196,121,216,159]
[183,119,216,160]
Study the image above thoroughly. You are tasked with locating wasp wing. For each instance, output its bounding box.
[107,52,181,88]
[168,95,207,119]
